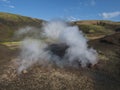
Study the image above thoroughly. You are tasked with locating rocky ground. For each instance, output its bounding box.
[0,33,120,90]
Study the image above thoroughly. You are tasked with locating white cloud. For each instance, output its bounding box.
[0,0,15,8]
[100,11,120,19]
[67,16,80,21]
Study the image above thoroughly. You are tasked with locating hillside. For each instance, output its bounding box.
[72,20,120,37]
[0,33,120,90]
[1,12,120,41]
[0,12,44,41]
[0,12,120,90]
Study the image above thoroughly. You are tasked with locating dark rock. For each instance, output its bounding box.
[45,43,69,58]
[100,32,120,46]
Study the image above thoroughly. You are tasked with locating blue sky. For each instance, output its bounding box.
[0,0,120,21]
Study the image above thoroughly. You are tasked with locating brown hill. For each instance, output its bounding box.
[73,20,120,36]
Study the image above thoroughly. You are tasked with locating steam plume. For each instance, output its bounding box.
[17,20,98,73]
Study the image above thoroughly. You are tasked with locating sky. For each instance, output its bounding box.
[0,0,120,21]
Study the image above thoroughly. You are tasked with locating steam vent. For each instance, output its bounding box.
[46,43,92,68]
[46,43,68,58]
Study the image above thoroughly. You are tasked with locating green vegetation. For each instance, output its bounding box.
[78,24,106,34]
[0,12,120,41]
[0,41,20,50]
[73,20,120,37]
[0,12,43,26]
[0,12,44,41]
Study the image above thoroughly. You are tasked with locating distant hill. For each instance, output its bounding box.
[0,12,120,41]
[72,20,120,36]
[0,12,44,41]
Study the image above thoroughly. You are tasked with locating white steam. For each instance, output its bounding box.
[17,20,98,73]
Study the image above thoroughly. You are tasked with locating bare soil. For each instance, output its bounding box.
[0,33,120,90]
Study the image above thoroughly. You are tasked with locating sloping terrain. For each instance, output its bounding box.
[73,20,120,38]
[0,12,44,41]
[89,32,120,78]
[0,33,120,90]
[0,12,120,41]
[0,12,120,90]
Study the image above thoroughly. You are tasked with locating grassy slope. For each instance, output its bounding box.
[0,12,120,41]
[0,12,44,41]
[73,20,120,37]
